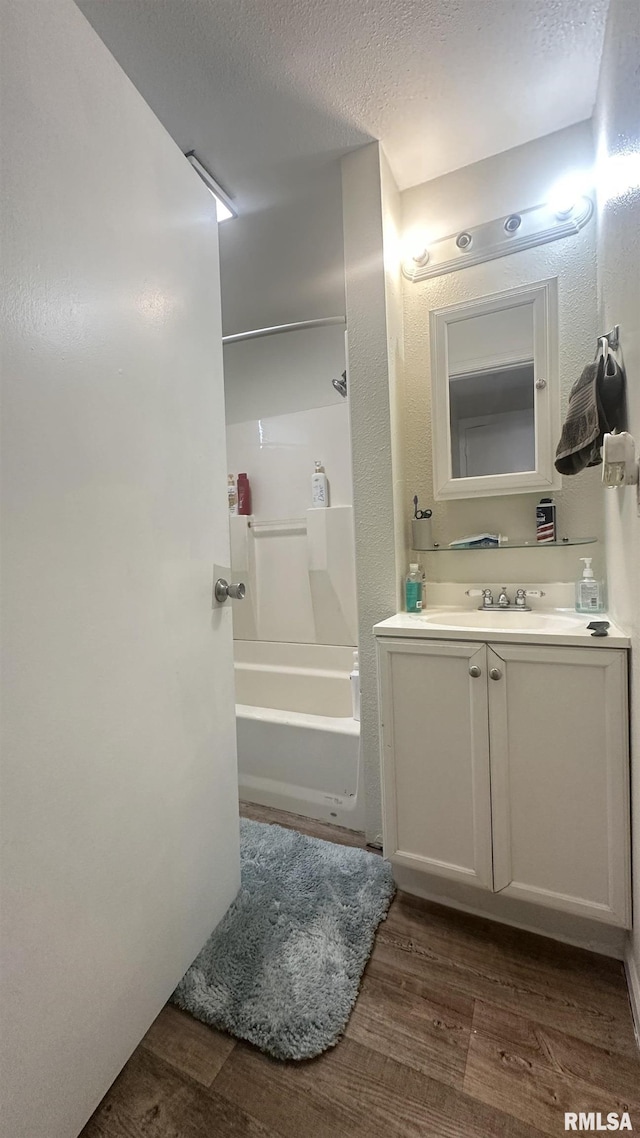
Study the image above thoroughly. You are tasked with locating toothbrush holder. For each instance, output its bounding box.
[412,518,434,550]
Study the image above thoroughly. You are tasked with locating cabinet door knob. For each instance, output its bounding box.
[469,665,482,678]
[489,667,502,681]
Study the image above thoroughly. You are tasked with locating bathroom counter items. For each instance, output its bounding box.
[374,607,630,648]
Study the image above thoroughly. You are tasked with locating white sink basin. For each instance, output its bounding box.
[420,609,584,632]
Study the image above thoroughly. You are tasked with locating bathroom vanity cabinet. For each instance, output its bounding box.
[376,633,630,927]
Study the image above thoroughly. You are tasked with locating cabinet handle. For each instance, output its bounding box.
[489,667,502,681]
[469,665,482,678]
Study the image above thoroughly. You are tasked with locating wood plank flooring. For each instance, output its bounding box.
[81,803,640,1138]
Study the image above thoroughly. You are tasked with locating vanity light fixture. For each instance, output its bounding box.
[403,194,593,282]
[185,151,237,221]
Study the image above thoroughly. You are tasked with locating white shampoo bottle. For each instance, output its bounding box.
[311,460,329,507]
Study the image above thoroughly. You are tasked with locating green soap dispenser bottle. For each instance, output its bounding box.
[575,557,605,614]
[405,563,424,613]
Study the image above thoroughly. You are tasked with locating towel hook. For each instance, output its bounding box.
[599,325,620,354]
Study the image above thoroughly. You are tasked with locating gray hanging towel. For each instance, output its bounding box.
[555,350,625,475]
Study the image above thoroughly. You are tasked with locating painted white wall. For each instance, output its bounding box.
[218,163,346,336]
[593,0,640,1023]
[341,142,399,841]
[224,324,346,424]
[380,148,408,615]
[402,122,604,585]
[0,3,240,1136]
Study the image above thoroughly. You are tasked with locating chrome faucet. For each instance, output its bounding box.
[465,586,546,613]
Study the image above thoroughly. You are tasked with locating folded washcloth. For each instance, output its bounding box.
[555,351,625,475]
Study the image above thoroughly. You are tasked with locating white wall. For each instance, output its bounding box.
[342,142,399,841]
[218,163,346,336]
[0,3,240,1135]
[402,122,604,586]
[380,148,408,614]
[224,324,346,423]
[593,0,640,1022]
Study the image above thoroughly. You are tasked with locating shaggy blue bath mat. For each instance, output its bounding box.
[172,818,395,1060]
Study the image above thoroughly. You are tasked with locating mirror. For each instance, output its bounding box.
[430,279,560,500]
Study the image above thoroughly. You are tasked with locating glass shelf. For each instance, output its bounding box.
[424,537,598,552]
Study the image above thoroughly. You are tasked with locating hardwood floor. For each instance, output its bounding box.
[81,804,640,1138]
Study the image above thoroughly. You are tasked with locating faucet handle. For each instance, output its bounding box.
[466,587,493,608]
[515,587,546,608]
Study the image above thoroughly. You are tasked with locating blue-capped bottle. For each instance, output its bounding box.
[405,563,424,613]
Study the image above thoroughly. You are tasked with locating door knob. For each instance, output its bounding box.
[489,667,502,681]
[214,578,246,603]
[469,665,482,678]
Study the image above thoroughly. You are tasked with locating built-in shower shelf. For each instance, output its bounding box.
[422,537,598,552]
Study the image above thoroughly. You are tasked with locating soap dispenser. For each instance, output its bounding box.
[575,557,605,614]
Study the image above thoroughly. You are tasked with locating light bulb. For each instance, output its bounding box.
[547,171,592,219]
[401,227,433,268]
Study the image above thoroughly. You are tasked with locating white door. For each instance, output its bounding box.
[0,4,241,1137]
[487,644,630,926]
[378,639,492,889]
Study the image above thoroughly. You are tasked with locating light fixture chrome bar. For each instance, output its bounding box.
[184,151,236,221]
[222,316,346,345]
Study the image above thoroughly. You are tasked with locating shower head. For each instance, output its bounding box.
[332,371,347,398]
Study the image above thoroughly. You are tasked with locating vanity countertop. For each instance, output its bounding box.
[374,607,630,648]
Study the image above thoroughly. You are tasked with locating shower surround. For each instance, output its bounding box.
[226,401,362,828]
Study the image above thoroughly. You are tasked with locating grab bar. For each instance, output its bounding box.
[249,518,307,536]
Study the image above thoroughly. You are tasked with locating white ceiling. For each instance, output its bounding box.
[78,0,609,213]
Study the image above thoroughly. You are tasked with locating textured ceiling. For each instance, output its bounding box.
[78,0,609,213]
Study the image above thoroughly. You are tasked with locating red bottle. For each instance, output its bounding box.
[237,472,252,515]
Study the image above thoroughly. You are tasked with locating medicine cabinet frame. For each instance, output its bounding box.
[429,278,561,500]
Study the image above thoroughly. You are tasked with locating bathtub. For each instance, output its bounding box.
[234,640,363,830]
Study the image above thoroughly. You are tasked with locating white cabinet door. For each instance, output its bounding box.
[487,644,630,927]
[378,639,492,889]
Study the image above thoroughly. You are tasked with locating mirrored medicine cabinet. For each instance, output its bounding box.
[429,278,561,500]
